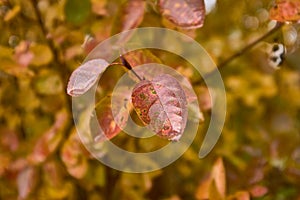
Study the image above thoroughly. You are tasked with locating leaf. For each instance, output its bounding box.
[0,154,11,177]
[122,49,164,82]
[30,44,53,67]
[91,0,107,16]
[121,0,145,31]
[29,109,68,164]
[67,59,110,97]
[4,5,21,22]
[195,86,213,111]
[91,95,129,142]
[65,0,91,24]
[17,167,38,199]
[249,185,268,198]
[269,0,300,22]
[195,176,211,200]
[122,50,162,68]
[34,71,64,95]
[158,0,206,29]
[195,157,226,199]
[61,130,88,179]
[114,0,146,44]
[227,191,250,200]
[209,180,224,200]
[131,74,188,141]
[211,157,226,198]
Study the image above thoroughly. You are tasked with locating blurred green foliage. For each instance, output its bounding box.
[0,0,300,199]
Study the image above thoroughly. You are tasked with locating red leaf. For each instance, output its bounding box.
[158,0,206,29]
[67,59,110,97]
[122,50,162,68]
[114,0,145,44]
[121,0,145,31]
[131,74,188,141]
[269,0,300,22]
[91,95,129,142]
[249,185,268,198]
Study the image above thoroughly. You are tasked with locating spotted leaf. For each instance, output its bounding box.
[158,0,206,29]
[131,74,188,141]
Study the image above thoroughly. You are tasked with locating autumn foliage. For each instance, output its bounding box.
[1,0,300,199]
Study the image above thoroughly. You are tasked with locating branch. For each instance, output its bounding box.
[194,22,284,85]
[30,0,60,63]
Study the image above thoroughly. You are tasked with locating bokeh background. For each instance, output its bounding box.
[1,0,300,199]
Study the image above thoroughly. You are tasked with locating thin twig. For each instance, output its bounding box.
[194,22,284,85]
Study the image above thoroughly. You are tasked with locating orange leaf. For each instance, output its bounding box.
[269,0,300,22]
[227,191,250,200]
[195,157,226,199]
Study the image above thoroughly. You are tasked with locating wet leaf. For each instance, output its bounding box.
[65,0,91,24]
[67,58,110,97]
[158,0,206,29]
[131,74,188,141]
[269,0,300,22]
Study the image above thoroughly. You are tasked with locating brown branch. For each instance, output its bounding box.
[30,0,60,64]
[194,22,284,85]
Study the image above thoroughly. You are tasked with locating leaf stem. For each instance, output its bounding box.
[119,55,144,81]
[194,22,284,85]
